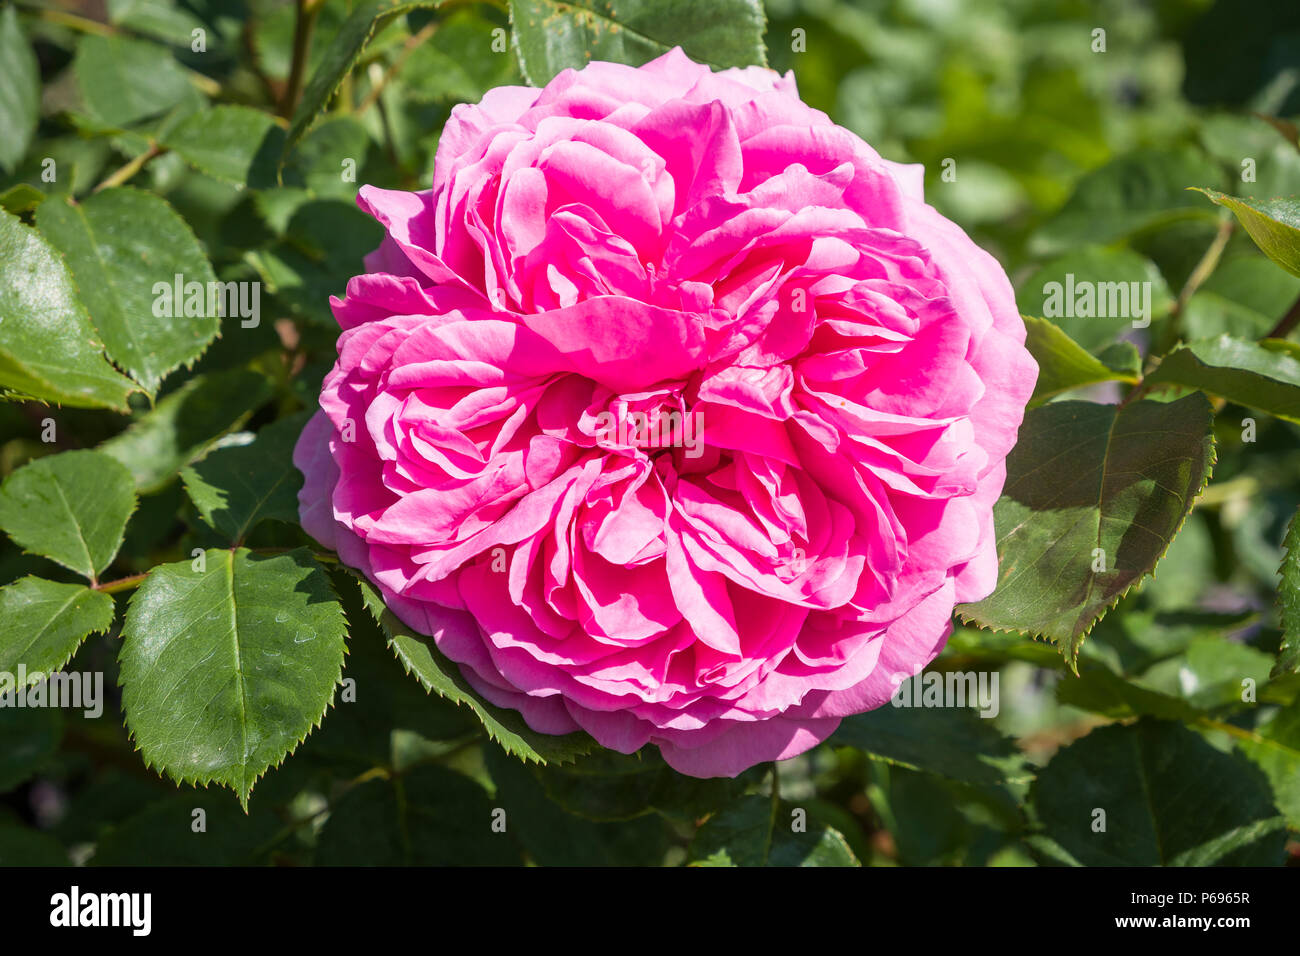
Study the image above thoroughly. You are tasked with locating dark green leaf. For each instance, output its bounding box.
[99,368,273,492]
[315,764,521,865]
[1031,719,1286,866]
[0,705,61,792]
[833,700,1032,786]
[181,411,309,543]
[687,794,859,867]
[957,395,1216,664]
[1236,699,1300,829]
[0,825,68,866]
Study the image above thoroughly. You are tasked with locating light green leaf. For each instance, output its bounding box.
[181,411,309,543]
[282,0,441,165]
[1145,334,1300,423]
[832,701,1032,786]
[35,188,220,395]
[106,0,209,45]
[1031,719,1286,866]
[957,395,1216,664]
[687,794,859,867]
[1182,254,1300,340]
[353,574,594,766]
[0,207,140,411]
[509,0,767,86]
[119,547,346,808]
[1194,187,1300,277]
[73,34,193,128]
[0,577,115,680]
[99,368,273,492]
[162,105,282,186]
[0,6,40,174]
[1274,506,1300,678]
[1024,316,1140,406]
[0,184,45,215]
[0,450,136,580]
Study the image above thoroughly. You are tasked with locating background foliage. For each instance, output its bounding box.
[1,0,1299,867]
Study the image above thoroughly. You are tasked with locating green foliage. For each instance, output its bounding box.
[509,0,767,85]
[0,0,1296,868]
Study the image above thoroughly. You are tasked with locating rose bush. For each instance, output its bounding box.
[294,47,1037,776]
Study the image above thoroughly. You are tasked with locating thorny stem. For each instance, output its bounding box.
[280,0,323,119]
[356,19,440,115]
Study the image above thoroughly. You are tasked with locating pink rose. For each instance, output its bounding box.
[294,48,1037,777]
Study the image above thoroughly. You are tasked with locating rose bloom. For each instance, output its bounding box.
[294,48,1036,777]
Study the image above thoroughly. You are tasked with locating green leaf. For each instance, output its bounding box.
[315,764,522,865]
[1236,699,1300,829]
[161,105,282,186]
[1015,246,1173,351]
[99,368,273,492]
[353,574,594,766]
[73,34,194,128]
[0,6,40,174]
[0,207,140,411]
[181,411,309,543]
[0,577,115,680]
[832,700,1032,786]
[1055,663,1198,721]
[1194,188,1300,277]
[1032,148,1224,255]
[957,395,1216,664]
[282,0,441,165]
[1276,507,1300,678]
[1031,719,1286,866]
[528,748,763,823]
[35,188,220,395]
[90,793,282,865]
[0,705,61,792]
[1023,316,1140,406]
[509,0,767,87]
[1136,637,1275,711]
[119,547,347,808]
[482,743,670,865]
[106,0,210,46]
[0,450,136,580]
[687,794,859,867]
[0,825,68,866]
[1145,335,1300,423]
[1182,254,1300,339]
